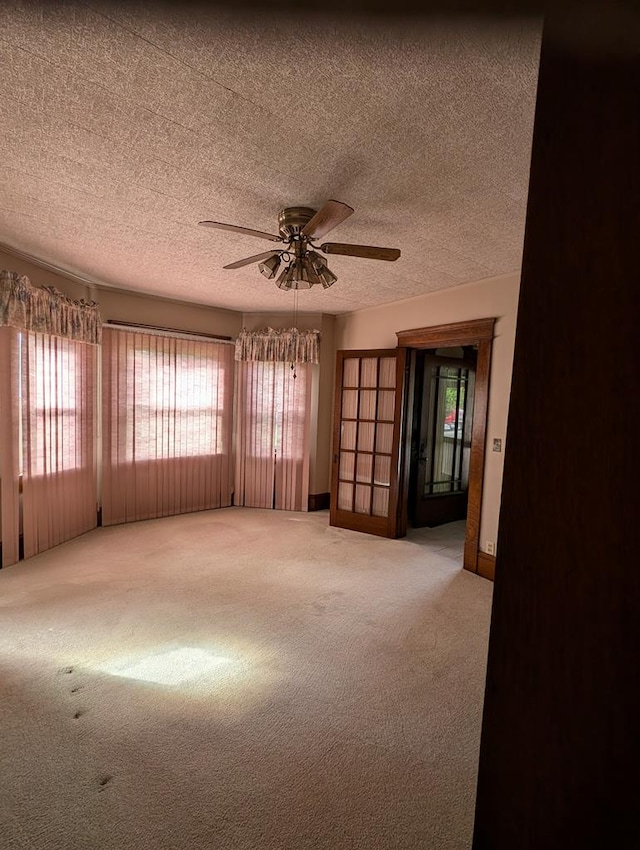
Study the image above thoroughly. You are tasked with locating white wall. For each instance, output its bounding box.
[335,273,521,551]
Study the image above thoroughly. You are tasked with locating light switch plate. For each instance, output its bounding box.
[493,438,502,452]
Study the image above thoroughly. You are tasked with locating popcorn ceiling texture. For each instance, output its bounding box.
[0,3,541,314]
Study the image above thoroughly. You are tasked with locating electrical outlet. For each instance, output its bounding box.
[486,541,495,556]
[493,438,502,452]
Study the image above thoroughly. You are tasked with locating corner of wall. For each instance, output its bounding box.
[313,314,336,495]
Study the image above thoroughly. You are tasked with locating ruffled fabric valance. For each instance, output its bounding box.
[0,269,102,344]
[235,327,320,364]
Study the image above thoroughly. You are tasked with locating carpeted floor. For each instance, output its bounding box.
[0,509,492,850]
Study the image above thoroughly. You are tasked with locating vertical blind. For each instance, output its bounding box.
[235,361,312,511]
[1,312,315,566]
[21,332,98,558]
[101,327,234,525]
[0,326,20,566]
[1,271,102,566]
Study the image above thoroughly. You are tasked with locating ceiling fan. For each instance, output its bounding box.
[198,200,401,290]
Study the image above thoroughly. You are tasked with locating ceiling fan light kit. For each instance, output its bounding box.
[258,254,281,280]
[275,263,297,291]
[199,200,401,292]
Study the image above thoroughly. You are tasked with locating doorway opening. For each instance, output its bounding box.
[397,318,494,576]
[405,346,477,567]
[330,319,494,577]
[407,346,477,533]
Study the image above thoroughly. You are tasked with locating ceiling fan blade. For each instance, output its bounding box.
[199,221,281,242]
[302,200,354,240]
[321,242,401,261]
[223,251,280,270]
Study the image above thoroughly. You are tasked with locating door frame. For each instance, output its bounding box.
[396,317,495,575]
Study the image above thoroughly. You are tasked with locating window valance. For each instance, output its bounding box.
[235,327,320,364]
[0,269,102,345]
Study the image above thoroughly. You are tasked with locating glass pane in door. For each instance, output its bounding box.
[335,353,396,520]
[424,365,470,496]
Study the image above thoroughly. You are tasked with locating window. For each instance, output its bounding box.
[248,362,307,460]
[101,327,235,524]
[126,344,227,461]
[18,330,98,560]
[21,332,88,476]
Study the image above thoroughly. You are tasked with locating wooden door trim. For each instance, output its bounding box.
[388,348,408,534]
[396,317,496,576]
[477,552,496,582]
[397,318,495,348]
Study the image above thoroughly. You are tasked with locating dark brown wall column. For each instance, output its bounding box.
[473,11,640,850]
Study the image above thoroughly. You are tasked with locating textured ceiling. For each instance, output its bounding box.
[0,3,541,314]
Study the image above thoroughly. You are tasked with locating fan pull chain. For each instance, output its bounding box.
[291,289,299,379]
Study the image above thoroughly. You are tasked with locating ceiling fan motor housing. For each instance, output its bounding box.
[278,207,316,240]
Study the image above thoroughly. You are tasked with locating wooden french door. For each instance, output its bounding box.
[330,349,406,538]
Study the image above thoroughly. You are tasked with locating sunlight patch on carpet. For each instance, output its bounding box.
[99,647,233,686]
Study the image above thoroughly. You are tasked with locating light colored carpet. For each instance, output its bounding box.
[0,509,492,850]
